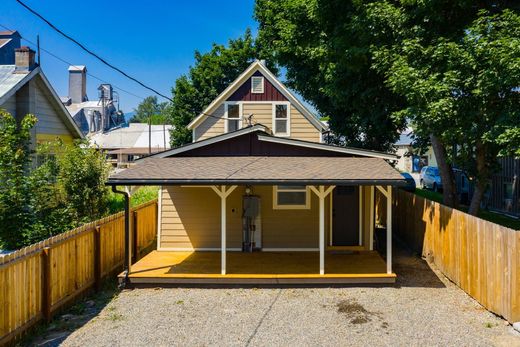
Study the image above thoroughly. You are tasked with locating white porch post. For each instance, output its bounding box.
[369,186,374,250]
[358,187,363,246]
[211,185,237,275]
[310,185,335,275]
[376,185,393,275]
[386,185,392,274]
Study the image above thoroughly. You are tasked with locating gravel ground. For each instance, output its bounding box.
[58,247,520,347]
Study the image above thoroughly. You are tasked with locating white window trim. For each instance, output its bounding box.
[273,185,310,210]
[251,76,265,94]
[272,102,291,137]
[224,102,242,133]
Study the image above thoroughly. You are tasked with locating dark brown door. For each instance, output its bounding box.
[332,186,360,246]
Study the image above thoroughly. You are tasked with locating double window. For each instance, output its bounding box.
[273,103,290,136]
[273,185,310,209]
[225,103,241,133]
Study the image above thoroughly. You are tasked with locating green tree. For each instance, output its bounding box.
[130,96,168,125]
[370,5,520,214]
[0,110,36,250]
[166,29,276,146]
[254,0,407,151]
[0,109,112,249]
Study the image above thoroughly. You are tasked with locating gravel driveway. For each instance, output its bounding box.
[57,247,519,347]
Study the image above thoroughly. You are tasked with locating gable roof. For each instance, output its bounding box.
[0,65,83,139]
[187,60,327,132]
[149,125,397,160]
[151,124,269,158]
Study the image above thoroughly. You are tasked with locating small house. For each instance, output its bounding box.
[107,60,405,285]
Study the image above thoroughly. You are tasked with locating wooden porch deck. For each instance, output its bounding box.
[121,251,396,285]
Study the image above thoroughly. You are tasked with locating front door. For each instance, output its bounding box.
[332,186,360,246]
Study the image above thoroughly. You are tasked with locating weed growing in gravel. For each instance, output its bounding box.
[176,300,184,304]
[107,312,124,322]
[337,299,378,325]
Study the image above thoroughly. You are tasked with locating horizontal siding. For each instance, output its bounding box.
[194,104,225,141]
[160,186,242,249]
[0,94,16,116]
[34,82,70,135]
[193,102,322,143]
[159,185,332,250]
[243,103,272,129]
[290,105,321,142]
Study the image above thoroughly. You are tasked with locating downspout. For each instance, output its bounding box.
[111,185,131,285]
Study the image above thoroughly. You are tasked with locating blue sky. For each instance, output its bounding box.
[1,0,258,111]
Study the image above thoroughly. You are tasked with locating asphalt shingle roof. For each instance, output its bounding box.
[108,156,405,185]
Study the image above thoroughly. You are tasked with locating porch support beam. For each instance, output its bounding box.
[211,185,237,275]
[376,185,393,274]
[369,186,374,250]
[386,186,392,274]
[358,187,363,246]
[310,185,335,275]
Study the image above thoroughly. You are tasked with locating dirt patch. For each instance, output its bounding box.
[337,299,376,325]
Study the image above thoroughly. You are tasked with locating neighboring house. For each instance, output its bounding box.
[62,65,125,135]
[394,128,437,173]
[107,60,405,285]
[0,32,83,147]
[89,123,172,168]
[486,157,519,217]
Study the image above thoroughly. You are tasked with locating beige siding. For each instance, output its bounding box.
[0,94,16,116]
[160,185,331,250]
[243,103,272,129]
[289,105,321,142]
[34,82,70,135]
[193,102,322,143]
[193,104,225,141]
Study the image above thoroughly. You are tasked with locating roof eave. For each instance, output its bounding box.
[106,178,406,186]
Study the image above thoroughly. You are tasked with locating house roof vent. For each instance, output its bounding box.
[251,76,264,94]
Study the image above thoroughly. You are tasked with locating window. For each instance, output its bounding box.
[251,76,264,93]
[273,185,310,209]
[225,103,241,133]
[273,103,290,136]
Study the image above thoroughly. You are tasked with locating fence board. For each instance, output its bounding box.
[394,189,520,322]
[0,200,158,345]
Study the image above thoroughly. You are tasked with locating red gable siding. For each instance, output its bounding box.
[227,71,287,102]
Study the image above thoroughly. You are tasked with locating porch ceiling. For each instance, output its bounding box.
[106,156,406,186]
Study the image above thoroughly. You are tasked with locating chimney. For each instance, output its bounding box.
[0,30,21,65]
[14,46,36,73]
[68,65,87,104]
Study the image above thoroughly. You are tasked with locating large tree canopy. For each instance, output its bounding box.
[371,6,520,214]
[166,29,276,146]
[254,0,407,151]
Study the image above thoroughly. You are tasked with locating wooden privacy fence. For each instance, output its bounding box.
[393,190,520,323]
[0,200,158,345]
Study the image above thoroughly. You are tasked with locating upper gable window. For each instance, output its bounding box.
[273,103,290,136]
[251,76,264,94]
[225,103,241,133]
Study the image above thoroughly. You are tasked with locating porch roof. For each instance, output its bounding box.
[106,156,406,186]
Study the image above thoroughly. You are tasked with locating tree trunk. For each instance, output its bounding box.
[468,141,490,216]
[430,134,458,208]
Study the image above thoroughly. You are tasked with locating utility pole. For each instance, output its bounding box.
[148,113,151,156]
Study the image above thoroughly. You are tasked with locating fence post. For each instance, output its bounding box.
[42,247,52,322]
[133,210,138,262]
[94,226,102,291]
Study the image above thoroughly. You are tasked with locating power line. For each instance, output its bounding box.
[16,0,173,102]
[0,23,145,102]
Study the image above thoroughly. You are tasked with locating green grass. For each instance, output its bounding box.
[107,186,159,214]
[413,188,520,230]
